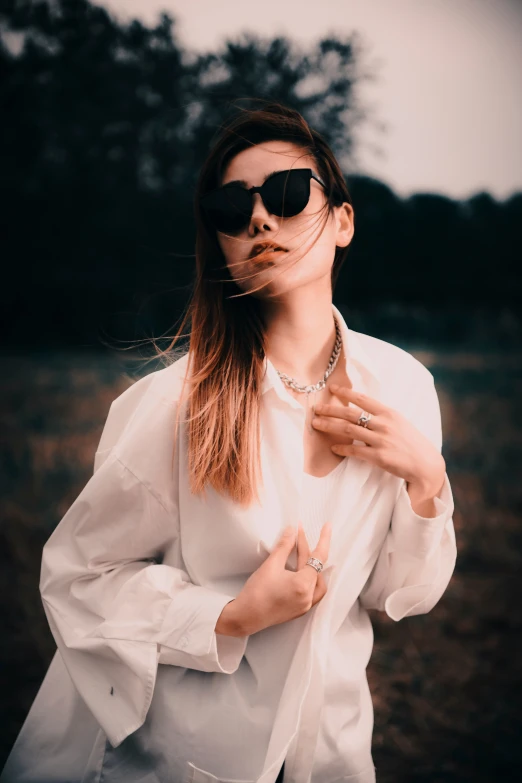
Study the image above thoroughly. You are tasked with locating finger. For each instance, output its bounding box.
[299,522,332,591]
[296,527,324,591]
[314,395,381,436]
[271,525,297,564]
[311,521,332,566]
[314,415,380,446]
[313,571,327,603]
[329,385,385,416]
[296,524,310,571]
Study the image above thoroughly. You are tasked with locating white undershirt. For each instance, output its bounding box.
[301,458,348,552]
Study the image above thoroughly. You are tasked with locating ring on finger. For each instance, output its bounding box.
[356,410,372,428]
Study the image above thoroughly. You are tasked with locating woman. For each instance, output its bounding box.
[1,102,456,783]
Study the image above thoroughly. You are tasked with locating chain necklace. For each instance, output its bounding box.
[275,315,343,433]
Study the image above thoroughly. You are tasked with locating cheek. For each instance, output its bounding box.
[218,233,246,261]
[222,246,250,288]
[293,203,334,243]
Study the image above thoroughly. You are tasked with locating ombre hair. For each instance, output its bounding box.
[143,100,354,508]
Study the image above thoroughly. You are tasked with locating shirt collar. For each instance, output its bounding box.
[261,303,382,404]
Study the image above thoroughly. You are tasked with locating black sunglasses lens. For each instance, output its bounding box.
[201,185,252,233]
[263,170,310,217]
[201,169,312,233]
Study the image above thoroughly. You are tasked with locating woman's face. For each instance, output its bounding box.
[215,141,353,300]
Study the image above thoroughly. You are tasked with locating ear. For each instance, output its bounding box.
[334,202,354,249]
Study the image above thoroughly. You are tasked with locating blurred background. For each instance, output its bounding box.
[1,0,521,780]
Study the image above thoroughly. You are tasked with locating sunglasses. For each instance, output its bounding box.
[199,168,327,234]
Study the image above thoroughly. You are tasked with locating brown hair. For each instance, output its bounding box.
[141,100,354,507]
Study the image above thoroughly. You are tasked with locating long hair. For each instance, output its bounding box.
[150,100,354,508]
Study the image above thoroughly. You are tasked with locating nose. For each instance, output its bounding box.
[249,193,278,232]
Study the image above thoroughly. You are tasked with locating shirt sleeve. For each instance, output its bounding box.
[39,450,249,749]
[358,369,457,621]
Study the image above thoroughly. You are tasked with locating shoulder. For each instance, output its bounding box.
[94,351,191,471]
[351,330,442,444]
[351,329,434,388]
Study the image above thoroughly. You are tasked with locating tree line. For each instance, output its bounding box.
[1,0,520,348]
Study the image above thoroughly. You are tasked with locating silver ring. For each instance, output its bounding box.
[306,557,324,573]
[357,410,372,428]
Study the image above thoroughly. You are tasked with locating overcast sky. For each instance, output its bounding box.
[97,0,522,201]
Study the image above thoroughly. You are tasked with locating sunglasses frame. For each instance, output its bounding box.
[200,168,327,233]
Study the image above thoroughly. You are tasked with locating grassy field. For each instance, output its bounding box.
[1,348,521,781]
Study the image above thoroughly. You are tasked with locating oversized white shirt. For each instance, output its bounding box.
[0,304,457,783]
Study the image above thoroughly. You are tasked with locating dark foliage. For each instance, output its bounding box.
[0,0,520,349]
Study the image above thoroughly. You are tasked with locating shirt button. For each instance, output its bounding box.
[179,636,188,649]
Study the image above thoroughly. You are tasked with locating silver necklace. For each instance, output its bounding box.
[275,315,343,432]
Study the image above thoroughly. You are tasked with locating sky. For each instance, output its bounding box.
[97,0,522,202]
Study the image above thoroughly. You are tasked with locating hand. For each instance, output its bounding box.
[231,522,332,635]
[311,384,446,494]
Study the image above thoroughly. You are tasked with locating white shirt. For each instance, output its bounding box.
[300,461,347,551]
[0,304,457,783]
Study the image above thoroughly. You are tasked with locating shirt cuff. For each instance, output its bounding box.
[158,591,249,674]
[390,472,454,560]
[383,531,457,622]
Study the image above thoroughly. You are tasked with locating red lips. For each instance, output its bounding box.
[249,241,287,259]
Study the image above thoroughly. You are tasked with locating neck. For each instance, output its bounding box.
[262,294,338,386]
